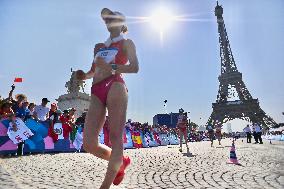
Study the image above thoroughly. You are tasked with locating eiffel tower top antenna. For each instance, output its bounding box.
[215,1,238,74]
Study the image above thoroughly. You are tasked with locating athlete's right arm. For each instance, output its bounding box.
[85,67,95,80]
[76,43,104,80]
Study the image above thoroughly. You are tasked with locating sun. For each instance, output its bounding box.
[149,7,174,32]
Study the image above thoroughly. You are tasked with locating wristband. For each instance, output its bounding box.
[111,64,118,75]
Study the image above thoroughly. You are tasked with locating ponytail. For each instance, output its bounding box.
[121,25,128,34]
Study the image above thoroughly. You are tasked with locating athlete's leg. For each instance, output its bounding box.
[100,82,128,189]
[184,131,189,149]
[179,130,183,152]
[83,95,111,160]
[210,133,214,147]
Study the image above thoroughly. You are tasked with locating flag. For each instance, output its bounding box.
[73,131,83,151]
[153,132,161,145]
[132,131,142,148]
[7,118,34,144]
[14,78,23,82]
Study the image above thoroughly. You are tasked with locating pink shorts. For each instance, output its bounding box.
[179,127,187,134]
[91,75,127,105]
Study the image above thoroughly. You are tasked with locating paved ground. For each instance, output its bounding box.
[0,139,283,189]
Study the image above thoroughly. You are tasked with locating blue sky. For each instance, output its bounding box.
[0,0,283,131]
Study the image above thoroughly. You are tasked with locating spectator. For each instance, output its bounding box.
[48,109,63,142]
[6,84,15,102]
[60,110,73,139]
[0,102,17,137]
[34,98,50,121]
[0,101,15,121]
[75,112,86,135]
[22,101,31,121]
[11,94,28,156]
[243,125,252,143]
[49,103,57,119]
[68,108,76,125]
[0,85,16,118]
[49,108,62,125]
[50,109,63,124]
[12,94,27,120]
[68,108,77,142]
[0,86,23,155]
[75,112,87,127]
[27,103,36,118]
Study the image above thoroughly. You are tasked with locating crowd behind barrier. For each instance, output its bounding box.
[0,85,211,155]
[0,115,213,155]
[1,86,283,156]
[1,117,283,156]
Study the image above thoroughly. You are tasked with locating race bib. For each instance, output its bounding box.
[95,47,119,64]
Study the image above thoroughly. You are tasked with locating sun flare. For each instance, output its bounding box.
[149,8,175,32]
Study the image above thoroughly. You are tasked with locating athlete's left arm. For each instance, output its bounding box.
[116,39,139,73]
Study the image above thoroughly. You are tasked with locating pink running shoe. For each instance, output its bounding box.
[113,156,131,185]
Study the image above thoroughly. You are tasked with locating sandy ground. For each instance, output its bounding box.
[0,138,283,189]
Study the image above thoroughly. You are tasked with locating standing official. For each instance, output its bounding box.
[254,123,263,144]
[243,125,252,143]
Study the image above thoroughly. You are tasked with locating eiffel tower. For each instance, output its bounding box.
[207,2,278,128]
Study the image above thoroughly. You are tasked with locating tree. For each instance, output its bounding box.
[189,122,199,131]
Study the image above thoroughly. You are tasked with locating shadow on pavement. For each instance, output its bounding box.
[182,152,196,157]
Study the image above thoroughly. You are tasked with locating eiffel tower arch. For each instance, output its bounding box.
[207,2,278,129]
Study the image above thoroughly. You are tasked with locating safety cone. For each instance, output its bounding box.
[227,141,241,165]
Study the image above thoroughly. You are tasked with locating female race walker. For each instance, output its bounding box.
[215,123,222,146]
[76,8,139,189]
[177,108,189,153]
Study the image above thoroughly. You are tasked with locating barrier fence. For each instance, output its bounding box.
[0,118,180,155]
[2,118,283,155]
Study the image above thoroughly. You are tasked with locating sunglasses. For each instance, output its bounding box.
[104,17,124,24]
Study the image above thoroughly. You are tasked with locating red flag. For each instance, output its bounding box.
[14,78,23,82]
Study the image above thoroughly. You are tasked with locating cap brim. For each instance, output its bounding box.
[101,8,125,21]
[101,8,114,19]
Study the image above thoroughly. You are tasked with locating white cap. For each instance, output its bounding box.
[101,8,126,21]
